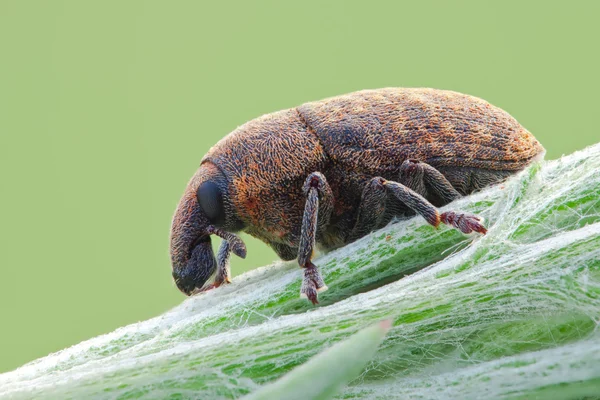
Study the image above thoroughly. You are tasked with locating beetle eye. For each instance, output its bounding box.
[197,181,225,225]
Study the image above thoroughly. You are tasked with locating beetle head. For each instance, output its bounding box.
[170,162,246,295]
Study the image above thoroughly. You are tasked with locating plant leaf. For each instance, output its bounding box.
[243,320,391,400]
[2,144,600,399]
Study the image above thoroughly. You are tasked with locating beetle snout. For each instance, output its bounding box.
[172,268,197,296]
[172,236,218,296]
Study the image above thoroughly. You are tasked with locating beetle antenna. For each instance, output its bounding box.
[207,225,247,259]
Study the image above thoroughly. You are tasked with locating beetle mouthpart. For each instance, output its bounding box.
[207,225,247,258]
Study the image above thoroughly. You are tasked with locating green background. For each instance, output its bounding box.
[0,0,598,374]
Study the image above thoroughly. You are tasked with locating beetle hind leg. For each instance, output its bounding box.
[298,172,333,304]
[440,210,487,234]
[399,159,461,206]
[396,160,486,233]
[382,178,487,234]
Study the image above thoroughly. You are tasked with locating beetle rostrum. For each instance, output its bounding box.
[170,88,544,303]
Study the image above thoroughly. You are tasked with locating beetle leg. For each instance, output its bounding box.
[399,159,461,205]
[214,240,232,287]
[347,177,387,243]
[207,225,247,258]
[298,172,333,304]
[380,178,487,235]
[191,240,232,294]
[301,261,327,304]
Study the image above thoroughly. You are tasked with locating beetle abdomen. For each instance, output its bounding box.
[297,88,544,174]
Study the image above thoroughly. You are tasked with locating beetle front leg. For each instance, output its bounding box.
[214,240,232,286]
[381,178,487,234]
[298,172,333,304]
[195,240,232,293]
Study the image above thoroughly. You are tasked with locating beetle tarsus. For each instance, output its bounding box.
[440,211,487,235]
[300,262,327,304]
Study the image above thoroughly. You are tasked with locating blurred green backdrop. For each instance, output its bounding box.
[0,0,599,373]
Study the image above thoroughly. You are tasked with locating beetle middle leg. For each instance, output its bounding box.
[347,177,387,243]
[298,172,333,304]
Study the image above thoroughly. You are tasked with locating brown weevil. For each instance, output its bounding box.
[170,88,544,304]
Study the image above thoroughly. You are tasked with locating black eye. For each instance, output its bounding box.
[197,181,225,225]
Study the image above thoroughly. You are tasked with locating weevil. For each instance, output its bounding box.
[170,88,544,304]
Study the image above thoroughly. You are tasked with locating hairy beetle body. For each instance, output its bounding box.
[171,88,544,302]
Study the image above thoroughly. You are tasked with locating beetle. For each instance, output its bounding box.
[170,88,544,304]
